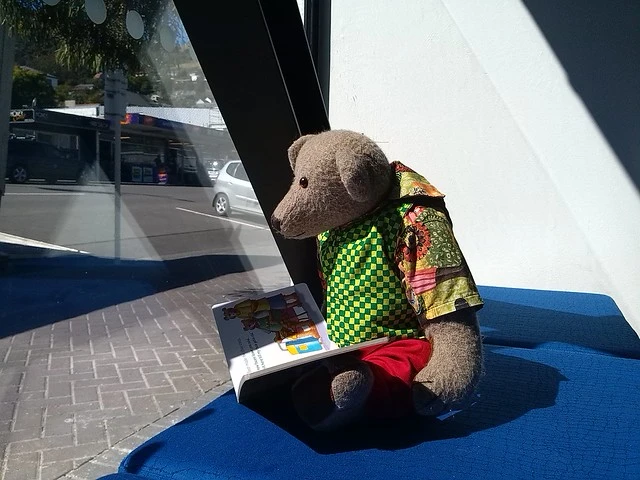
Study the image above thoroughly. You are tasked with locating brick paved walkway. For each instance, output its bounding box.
[0,257,290,480]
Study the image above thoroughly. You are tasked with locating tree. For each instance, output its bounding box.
[11,65,56,108]
[0,0,179,73]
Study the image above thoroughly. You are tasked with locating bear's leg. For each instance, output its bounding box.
[291,355,373,431]
[291,338,431,430]
[359,338,431,418]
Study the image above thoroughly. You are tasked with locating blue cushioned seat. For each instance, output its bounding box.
[478,286,640,358]
[100,287,640,480]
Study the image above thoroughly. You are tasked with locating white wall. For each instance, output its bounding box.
[329,0,640,335]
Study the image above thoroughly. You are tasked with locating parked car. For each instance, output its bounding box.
[211,160,262,216]
[6,139,88,184]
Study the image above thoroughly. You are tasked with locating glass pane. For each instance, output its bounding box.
[0,1,304,477]
[234,164,249,181]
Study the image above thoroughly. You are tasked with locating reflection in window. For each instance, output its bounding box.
[0,2,297,477]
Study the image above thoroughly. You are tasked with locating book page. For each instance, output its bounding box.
[212,284,337,398]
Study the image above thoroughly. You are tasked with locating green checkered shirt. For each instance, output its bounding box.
[318,202,422,347]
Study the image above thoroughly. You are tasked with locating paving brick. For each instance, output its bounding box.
[99,381,145,393]
[31,330,52,348]
[45,372,95,384]
[73,376,121,389]
[155,351,180,365]
[139,363,187,374]
[11,405,44,431]
[74,419,107,445]
[48,355,71,372]
[170,376,198,393]
[59,458,115,480]
[126,395,160,416]
[72,386,99,404]
[26,358,49,371]
[89,339,112,355]
[70,337,91,354]
[9,434,74,454]
[106,413,161,431]
[153,391,197,410]
[51,321,71,333]
[70,360,93,375]
[46,401,100,415]
[99,391,127,411]
[176,354,205,369]
[74,408,129,423]
[0,373,22,387]
[40,441,108,464]
[112,346,135,360]
[106,432,149,452]
[19,372,45,392]
[131,348,157,362]
[163,333,190,347]
[95,364,117,379]
[72,447,125,470]
[43,412,73,437]
[0,429,42,443]
[95,359,158,369]
[47,379,71,398]
[166,367,211,379]
[126,385,175,398]
[40,459,75,480]
[124,327,149,343]
[116,367,143,384]
[104,424,139,445]
[0,403,15,422]
[2,451,39,480]
[87,324,107,337]
[185,337,215,351]
[68,352,112,363]
[142,372,171,388]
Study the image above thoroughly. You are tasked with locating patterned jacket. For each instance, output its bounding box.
[318,161,483,347]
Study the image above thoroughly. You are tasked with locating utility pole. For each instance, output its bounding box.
[104,70,127,260]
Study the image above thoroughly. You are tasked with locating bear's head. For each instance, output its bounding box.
[271,130,392,239]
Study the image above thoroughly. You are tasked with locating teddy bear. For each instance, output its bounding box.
[271,129,484,431]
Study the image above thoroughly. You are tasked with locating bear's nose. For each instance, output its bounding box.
[271,214,281,233]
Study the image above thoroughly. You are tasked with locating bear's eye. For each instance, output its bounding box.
[299,177,309,188]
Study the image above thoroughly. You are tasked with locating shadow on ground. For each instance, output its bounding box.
[243,345,565,453]
[0,247,281,338]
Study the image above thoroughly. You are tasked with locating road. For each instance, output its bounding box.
[0,182,278,262]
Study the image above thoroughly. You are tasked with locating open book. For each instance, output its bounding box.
[212,283,388,403]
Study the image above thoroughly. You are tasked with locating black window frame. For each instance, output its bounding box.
[175,0,331,304]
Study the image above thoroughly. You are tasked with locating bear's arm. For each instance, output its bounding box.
[395,204,483,326]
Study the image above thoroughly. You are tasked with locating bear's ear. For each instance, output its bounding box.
[336,142,390,203]
[287,134,314,171]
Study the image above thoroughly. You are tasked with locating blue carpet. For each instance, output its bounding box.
[106,286,640,480]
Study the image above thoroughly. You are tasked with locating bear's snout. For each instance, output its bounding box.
[270,214,282,234]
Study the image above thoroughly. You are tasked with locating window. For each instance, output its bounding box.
[225,161,238,177]
[0,1,316,477]
[231,164,249,182]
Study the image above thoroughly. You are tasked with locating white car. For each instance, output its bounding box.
[211,161,262,216]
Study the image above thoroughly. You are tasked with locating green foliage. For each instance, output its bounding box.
[54,80,103,106]
[11,65,56,108]
[128,72,154,95]
[2,1,211,107]
[0,0,170,72]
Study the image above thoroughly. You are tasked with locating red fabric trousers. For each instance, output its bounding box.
[356,338,432,418]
